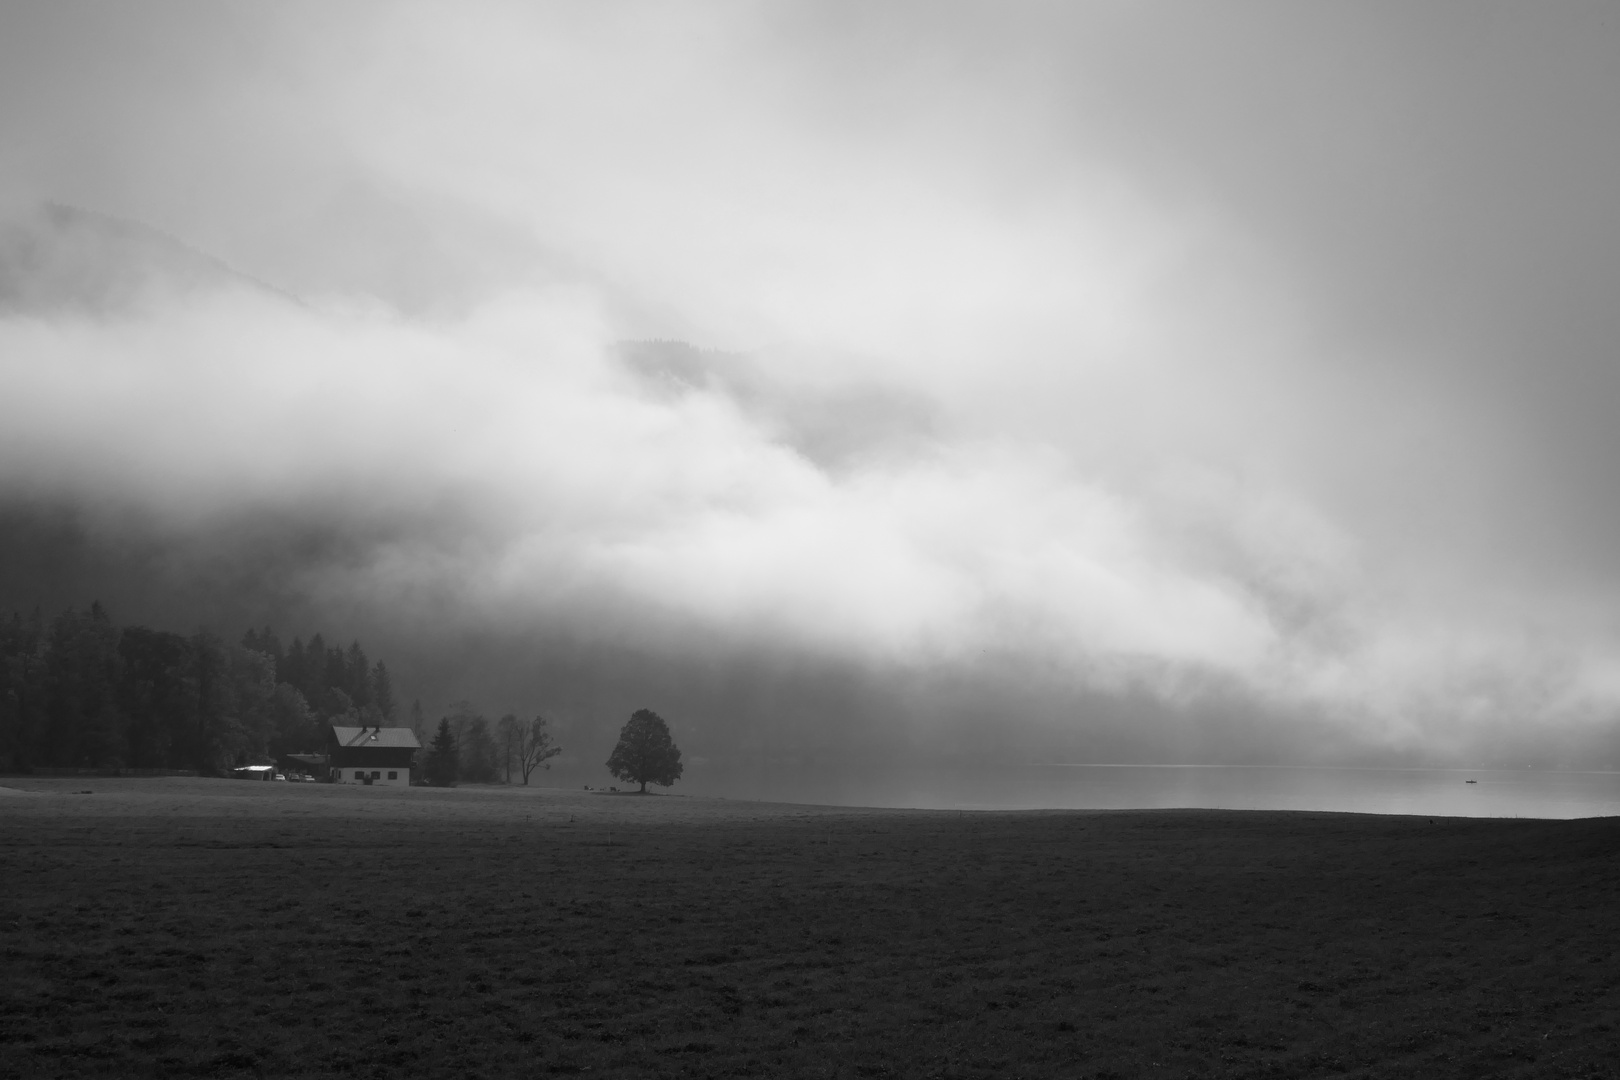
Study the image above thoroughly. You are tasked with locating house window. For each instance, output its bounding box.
[372,771,381,780]
[388,771,398,780]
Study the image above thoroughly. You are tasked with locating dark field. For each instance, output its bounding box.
[2,779,1618,1079]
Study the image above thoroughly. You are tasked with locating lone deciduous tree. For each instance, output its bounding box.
[501,712,561,784]
[605,709,683,793]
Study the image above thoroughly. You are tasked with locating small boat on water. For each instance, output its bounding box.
[1465,779,1478,784]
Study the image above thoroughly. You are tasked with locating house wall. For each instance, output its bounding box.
[332,767,411,787]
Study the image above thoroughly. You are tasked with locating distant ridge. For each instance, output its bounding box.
[0,201,302,313]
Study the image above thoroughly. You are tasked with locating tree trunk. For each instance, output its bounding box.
[639,780,646,793]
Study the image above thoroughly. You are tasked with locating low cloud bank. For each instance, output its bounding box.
[5,3,1620,775]
[2,206,1616,770]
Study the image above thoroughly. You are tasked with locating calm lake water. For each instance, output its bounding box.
[882,764,1620,819]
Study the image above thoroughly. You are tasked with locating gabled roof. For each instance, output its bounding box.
[330,725,421,750]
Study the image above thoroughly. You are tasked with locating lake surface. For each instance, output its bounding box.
[882,764,1620,819]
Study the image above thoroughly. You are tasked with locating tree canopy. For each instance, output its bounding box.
[605,709,683,793]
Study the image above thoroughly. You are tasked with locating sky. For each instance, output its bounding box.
[2,2,1620,792]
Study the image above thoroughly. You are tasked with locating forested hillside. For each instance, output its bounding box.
[0,604,395,774]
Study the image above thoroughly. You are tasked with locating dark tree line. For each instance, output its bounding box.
[0,604,395,774]
[417,706,560,787]
[240,627,394,742]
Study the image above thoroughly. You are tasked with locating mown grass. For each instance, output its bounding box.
[1,778,1617,1078]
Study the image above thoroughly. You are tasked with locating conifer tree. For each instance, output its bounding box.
[425,718,459,786]
[280,637,306,693]
[345,641,370,708]
[303,634,327,704]
[371,661,394,721]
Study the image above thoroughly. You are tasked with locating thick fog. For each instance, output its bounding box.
[3,3,1619,789]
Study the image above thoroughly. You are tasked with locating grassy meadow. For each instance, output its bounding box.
[2,777,1618,1078]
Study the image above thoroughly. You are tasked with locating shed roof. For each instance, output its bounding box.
[330,725,421,749]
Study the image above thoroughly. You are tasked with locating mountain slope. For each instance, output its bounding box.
[0,202,296,313]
